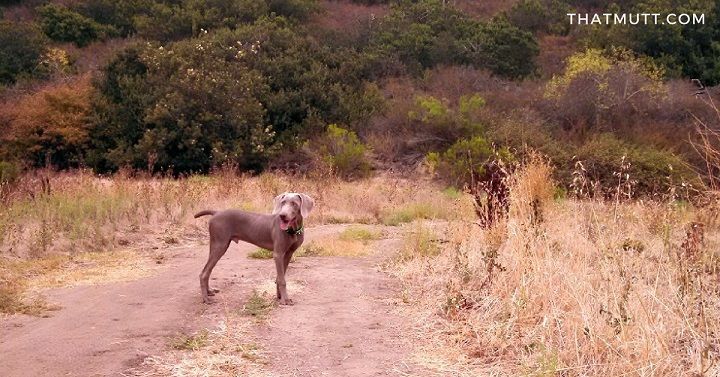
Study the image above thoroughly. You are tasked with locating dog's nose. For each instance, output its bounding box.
[280,214,289,221]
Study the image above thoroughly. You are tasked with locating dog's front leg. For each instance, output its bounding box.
[273,252,293,305]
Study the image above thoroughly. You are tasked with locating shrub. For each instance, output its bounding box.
[310,124,371,179]
[460,18,539,79]
[503,0,570,35]
[37,4,113,47]
[368,0,538,79]
[432,136,515,187]
[89,19,379,174]
[0,21,48,84]
[88,39,272,173]
[544,47,666,131]
[404,93,485,154]
[1,76,93,169]
[576,133,696,196]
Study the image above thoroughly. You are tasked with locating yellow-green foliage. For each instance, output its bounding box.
[313,124,371,179]
[546,47,665,100]
[408,94,485,139]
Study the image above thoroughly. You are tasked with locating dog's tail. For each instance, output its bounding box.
[194,210,217,218]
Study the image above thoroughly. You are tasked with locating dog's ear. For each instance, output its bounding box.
[272,193,286,214]
[299,193,314,218]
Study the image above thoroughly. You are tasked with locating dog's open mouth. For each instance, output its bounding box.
[280,217,296,231]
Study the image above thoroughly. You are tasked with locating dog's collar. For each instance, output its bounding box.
[285,224,304,236]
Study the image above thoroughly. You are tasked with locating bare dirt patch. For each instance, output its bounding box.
[0,224,431,376]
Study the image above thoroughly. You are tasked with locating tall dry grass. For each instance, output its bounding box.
[0,168,467,259]
[393,158,719,376]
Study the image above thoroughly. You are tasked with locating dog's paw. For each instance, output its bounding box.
[279,298,294,306]
[207,288,220,296]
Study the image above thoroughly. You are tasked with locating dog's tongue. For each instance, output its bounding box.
[280,219,295,231]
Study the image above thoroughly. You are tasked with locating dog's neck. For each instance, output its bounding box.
[284,219,304,236]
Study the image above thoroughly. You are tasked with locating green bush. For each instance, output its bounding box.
[504,0,570,35]
[312,124,371,179]
[38,4,113,47]
[437,136,514,186]
[0,21,48,84]
[88,39,271,173]
[0,161,20,185]
[368,0,538,79]
[460,18,539,79]
[576,133,696,195]
[405,93,485,154]
[89,19,376,174]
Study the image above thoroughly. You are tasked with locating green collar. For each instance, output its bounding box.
[285,224,304,236]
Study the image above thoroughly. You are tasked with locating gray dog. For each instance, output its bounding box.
[194,192,314,305]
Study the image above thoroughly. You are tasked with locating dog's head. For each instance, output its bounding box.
[272,192,314,231]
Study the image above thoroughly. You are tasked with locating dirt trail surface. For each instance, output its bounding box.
[0,225,428,377]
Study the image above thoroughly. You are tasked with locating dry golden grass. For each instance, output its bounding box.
[1,170,462,259]
[0,170,463,314]
[392,159,720,376]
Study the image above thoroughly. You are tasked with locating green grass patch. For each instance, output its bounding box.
[399,224,440,260]
[381,202,446,226]
[242,290,274,319]
[442,186,462,199]
[170,329,209,351]
[339,226,382,244]
[248,248,273,259]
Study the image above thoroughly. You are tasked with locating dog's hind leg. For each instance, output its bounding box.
[200,238,230,304]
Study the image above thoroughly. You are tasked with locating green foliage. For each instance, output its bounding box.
[89,18,377,174]
[73,0,316,42]
[407,94,485,152]
[38,4,114,47]
[368,0,538,78]
[460,18,539,79]
[382,203,446,226]
[0,21,48,84]
[312,124,371,179]
[576,133,695,194]
[545,47,666,130]
[582,0,720,85]
[88,39,271,173]
[437,136,514,186]
[504,0,570,35]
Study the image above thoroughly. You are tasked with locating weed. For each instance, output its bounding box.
[242,290,274,319]
[170,329,209,351]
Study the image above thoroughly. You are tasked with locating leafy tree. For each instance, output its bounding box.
[0,21,48,84]
[38,4,114,47]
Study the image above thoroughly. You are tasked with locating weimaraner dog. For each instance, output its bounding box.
[194,192,314,305]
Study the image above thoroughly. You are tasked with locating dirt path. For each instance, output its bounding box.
[0,225,427,377]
